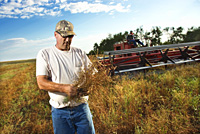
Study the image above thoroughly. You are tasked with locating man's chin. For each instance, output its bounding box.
[62,46,70,51]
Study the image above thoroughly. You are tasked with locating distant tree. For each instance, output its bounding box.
[93,43,99,54]
[88,50,95,55]
[183,26,200,42]
[163,27,170,32]
[135,26,144,42]
[98,39,106,53]
[124,31,129,37]
[151,26,162,46]
[144,31,151,46]
[97,32,128,53]
[169,26,185,44]
[162,27,171,44]
[113,32,124,42]
[88,26,200,55]
[108,34,112,39]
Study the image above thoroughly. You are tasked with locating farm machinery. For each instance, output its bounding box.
[98,40,200,75]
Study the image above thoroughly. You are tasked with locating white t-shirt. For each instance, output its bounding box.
[36,46,92,108]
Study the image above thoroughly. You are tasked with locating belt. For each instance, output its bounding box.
[62,103,84,109]
[65,105,77,108]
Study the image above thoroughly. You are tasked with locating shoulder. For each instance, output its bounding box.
[71,47,86,55]
[71,47,89,61]
[37,46,53,55]
[37,46,54,60]
[71,46,83,52]
[38,46,53,53]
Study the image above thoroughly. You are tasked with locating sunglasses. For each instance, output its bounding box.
[56,31,74,38]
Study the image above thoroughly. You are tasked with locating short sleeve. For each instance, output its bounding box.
[36,50,49,76]
[82,51,92,69]
[82,51,98,74]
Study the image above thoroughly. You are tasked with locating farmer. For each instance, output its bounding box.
[127,30,145,47]
[36,20,95,134]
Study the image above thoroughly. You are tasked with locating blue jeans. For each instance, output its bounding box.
[128,39,144,46]
[51,103,95,134]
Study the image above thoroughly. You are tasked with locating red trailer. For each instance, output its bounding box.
[98,41,200,74]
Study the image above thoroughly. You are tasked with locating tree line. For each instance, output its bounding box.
[88,26,200,55]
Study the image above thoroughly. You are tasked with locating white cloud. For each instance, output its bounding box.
[94,0,102,3]
[0,38,27,50]
[60,0,67,3]
[0,0,130,19]
[21,15,33,19]
[24,0,35,5]
[0,37,55,61]
[0,37,54,50]
[61,1,130,14]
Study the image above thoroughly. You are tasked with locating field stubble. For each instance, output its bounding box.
[0,59,199,134]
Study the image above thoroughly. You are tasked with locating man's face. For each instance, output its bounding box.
[55,31,74,51]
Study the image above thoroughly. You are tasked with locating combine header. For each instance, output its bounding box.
[98,41,200,75]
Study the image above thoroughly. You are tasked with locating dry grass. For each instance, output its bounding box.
[0,59,199,134]
[0,61,53,134]
[89,61,200,134]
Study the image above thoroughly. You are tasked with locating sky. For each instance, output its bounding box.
[0,0,200,61]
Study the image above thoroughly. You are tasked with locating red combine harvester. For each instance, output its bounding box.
[98,41,200,75]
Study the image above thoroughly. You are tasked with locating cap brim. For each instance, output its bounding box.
[60,31,76,36]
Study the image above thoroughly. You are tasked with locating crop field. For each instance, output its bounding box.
[0,59,199,134]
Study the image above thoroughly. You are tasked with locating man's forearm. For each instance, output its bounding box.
[37,78,67,92]
[36,76,76,97]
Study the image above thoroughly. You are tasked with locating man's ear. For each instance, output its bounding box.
[54,31,57,38]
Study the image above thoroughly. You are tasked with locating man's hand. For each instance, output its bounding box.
[63,84,77,97]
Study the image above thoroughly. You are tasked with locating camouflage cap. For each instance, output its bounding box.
[55,20,76,36]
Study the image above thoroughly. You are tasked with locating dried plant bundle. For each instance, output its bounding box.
[65,61,115,101]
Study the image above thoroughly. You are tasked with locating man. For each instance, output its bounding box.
[36,20,95,134]
[127,30,145,47]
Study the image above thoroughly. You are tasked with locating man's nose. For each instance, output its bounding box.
[63,37,69,41]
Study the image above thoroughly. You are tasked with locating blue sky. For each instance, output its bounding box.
[0,0,200,61]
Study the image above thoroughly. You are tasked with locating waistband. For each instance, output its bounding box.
[59,102,86,109]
